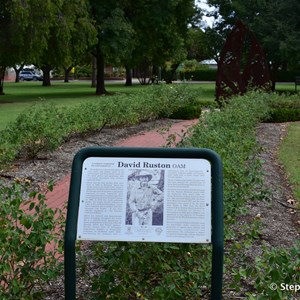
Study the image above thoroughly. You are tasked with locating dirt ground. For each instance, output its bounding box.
[1,119,300,299]
[250,122,300,248]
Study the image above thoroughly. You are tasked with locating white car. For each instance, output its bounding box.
[19,71,43,81]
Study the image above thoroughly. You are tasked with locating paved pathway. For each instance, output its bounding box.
[46,119,198,211]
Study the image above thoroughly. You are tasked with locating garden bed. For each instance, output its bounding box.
[2,119,299,299]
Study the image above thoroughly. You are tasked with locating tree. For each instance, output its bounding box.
[36,0,96,86]
[0,0,94,92]
[0,1,61,88]
[88,1,135,94]
[123,0,200,84]
[186,27,212,62]
[207,0,300,89]
[0,1,35,94]
[62,0,97,83]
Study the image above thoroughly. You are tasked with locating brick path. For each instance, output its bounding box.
[46,119,198,211]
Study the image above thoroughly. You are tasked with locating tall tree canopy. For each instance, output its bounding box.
[88,1,135,94]
[0,0,51,93]
[207,0,300,88]
[0,0,96,92]
[1,0,201,94]
[36,0,97,86]
[88,0,200,92]
[124,0,200,84]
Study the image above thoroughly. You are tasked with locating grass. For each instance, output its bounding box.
[0,81,148,129]
[0,81,295,130]
[275,82,298,93]
[278,123,300,201]
[0,80,215,130]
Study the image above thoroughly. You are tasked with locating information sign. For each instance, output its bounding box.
[64,147,223,300]
[77,157,211,243]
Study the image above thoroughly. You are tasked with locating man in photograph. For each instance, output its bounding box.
[128,171,163,226]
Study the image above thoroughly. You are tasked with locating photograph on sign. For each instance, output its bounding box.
[76,157,211,243]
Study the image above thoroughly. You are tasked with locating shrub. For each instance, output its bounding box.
[179,91,300,297]
[66,102,108,134]
[267,108,300,122]
[6,103,69,159]
[181,91,271,219]
[0,137,18,169]
[0,84,201,166]
[269,94,300,109]
[87,91,271,299]
[90,242,212,299]
[169,104,202,119]
[0,180,64,299]
[233,243,300,299]
[179,69,217,81]
[265,93,300,122]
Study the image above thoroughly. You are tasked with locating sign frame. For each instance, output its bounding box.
[64,147,223,299]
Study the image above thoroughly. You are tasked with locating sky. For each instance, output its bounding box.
[196,0,217,28]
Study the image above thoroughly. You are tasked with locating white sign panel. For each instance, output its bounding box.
[77,157,211,243]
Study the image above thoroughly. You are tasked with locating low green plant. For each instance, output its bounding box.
[266,93,300,122]
[0,138,18,169]
[87,91,272,298]
[269,94,300,109]
[6,102,68,159]
[169,104,202,119]
[179,91,277,296]
[267,108,300,122]
[0,179,64,299]
[182,91,271,219]
[232,243,300,299]
[90,242,212,299]
[0,84,203,166]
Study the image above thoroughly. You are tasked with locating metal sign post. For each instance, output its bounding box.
[64,147,223,299]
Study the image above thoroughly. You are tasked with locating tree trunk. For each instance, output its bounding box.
[269,63,280,92]
[0,66,6,95]
[91,56,97,88]
[125,66,132,86]
[64,66,73,83]
[14,64,24,83]
[163,63,179,84]
[41,66,52,86]
[151,65,159,83]
[15,69,21,83]
[96,50,107,95]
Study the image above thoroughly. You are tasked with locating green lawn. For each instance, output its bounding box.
[0,81,147,129]
[278,123,300,201]
[0,80,215,130]
[0,80,295,131]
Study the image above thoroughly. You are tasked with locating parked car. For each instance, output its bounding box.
[19,71,43,81]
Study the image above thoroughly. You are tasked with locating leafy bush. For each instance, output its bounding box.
[267,108,300,122]
[233,243,300,299]
[90,242,212,299]
[269,94,300,109]
[182,91,271,218]
[179,69,217,81]
[0,137,18,168]
[75,65,92,79]
[5,103,69,159]
[86,91,272,299]
[0,84,203,166]
[169,104,202,119]
[0,180,64,299]
[66,102,108,134]
[265,93,300,122]
[180,91,300,297]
